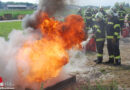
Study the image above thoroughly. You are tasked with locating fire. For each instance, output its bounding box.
[17,13,85,83]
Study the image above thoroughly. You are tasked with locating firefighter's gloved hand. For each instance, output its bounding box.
[81,41,87,48]
[125,23,129,27]
[81,34,94,48]
[88,28,93,34]
[112,38,116,44]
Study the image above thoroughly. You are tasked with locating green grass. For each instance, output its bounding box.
[0,9,34,19]
[76,80,119,90]
[0,21,22,39]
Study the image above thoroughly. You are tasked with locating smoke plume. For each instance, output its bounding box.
[23,0,74,29]
[0,28,42,89]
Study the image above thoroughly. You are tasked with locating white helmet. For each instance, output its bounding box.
[95,12,103,19]
[106,9,114,16]
[110,7,118,17]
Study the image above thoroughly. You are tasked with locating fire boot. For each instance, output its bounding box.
[104,58,114,64]
[115,59,121,66]
[94,57,102,64]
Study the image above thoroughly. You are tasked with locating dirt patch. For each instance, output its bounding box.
[64,37,130,90]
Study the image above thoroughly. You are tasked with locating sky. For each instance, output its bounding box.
[1,0,130,6]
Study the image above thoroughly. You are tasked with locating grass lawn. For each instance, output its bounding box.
[0,21,22,39]
[0,9,34,19]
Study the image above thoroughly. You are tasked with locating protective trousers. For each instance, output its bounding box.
[96,40,105,62]
[107,39,114,60]
[113,39,121,61]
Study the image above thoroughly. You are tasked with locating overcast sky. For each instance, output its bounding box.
[1,0,130,6]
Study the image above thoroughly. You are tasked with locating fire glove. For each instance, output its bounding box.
[88,28,93,34]
[81,41,87,48]
[112,38,116,44]
[81,33,94,48]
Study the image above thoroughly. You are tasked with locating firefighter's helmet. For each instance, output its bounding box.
[106,9,114,16]
[84,9,92,17]
[87,7,91,12]
[95,12,103,19]
[110,7,118,16]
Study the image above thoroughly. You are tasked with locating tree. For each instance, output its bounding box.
[114,2,119,9]
[121,2,125,7]
[125,3,129,7]
[0,1,2,9]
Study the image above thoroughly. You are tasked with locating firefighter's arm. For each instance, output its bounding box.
[113,24,121,39]
[92,25,101,35]
[124,10,127,16]
[92,25,96,34]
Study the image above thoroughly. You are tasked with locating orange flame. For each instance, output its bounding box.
[17,13,85,82]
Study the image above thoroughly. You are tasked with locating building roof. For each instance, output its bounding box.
[7,5,27,8]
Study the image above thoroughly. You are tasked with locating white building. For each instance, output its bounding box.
[6,5,27,9]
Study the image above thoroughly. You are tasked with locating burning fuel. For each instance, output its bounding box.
[17,12,85,83]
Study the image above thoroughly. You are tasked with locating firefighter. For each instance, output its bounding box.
[87,7,92,13]
[93,12,106,64]
[110,7,118,16]
[105,10,115,64]
[99,7,106,16]
[118,4,127,29]
[84,8,93,33]
[99,7,107,19]
[112,8,122,65]
[94,8,98,15]
[92,8,98,22]
[105,10,121,65]
[77,8,83,17]
[126,14,130,26]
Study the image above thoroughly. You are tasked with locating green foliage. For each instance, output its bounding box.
[110,81,118,90]
[115,2,120,9]
[100,69,108,75]
[0,21,22,39]
[114,2,130,8]
[125,8,130,14]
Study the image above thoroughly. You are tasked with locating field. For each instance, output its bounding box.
[0,21,22,39]
[0,9,34,19]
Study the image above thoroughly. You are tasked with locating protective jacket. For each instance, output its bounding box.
[92,20,106,62]
[118,8,127,27]
[85,12,93,30]
[92,20,106,41]
[118,8,127,22]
